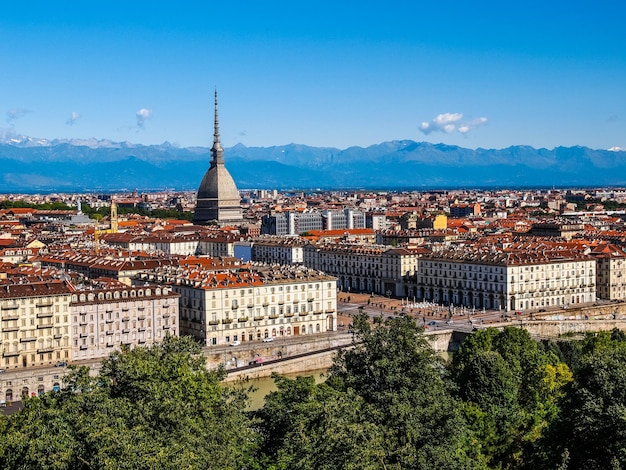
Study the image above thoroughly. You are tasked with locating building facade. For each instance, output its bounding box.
[70,281,180,361]
[251,236,306,265]
[137,264,337,346]
[592,243,626,301]
[0,280,73,370]
[304,242,424,297]
[414,243,596,311]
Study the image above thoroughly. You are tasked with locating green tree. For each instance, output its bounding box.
[0,336,257,470]
[457,350,522,464]
[542,347,626,470]
[257,313,484,469]
[536,330,626,469]
[256,374,387,470]
[452,327,572,468]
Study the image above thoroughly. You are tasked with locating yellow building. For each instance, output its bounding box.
[433,213,448,230]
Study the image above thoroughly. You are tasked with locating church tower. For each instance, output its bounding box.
[193,91,243,226]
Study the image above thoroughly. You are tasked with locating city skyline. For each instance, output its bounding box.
[1,1,625,152]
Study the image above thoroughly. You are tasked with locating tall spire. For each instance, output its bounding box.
[211,89,224,165]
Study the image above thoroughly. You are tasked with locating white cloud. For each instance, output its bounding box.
[420,113,463,135]
[66,111,81,126]
[6,108,31,123]
[458,117,488,134]
[608,146,625,152]
[419,113,488,136]
[136,108,153,128]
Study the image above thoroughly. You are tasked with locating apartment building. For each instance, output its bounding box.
[37,250,176,285]
[70,280,180,361]
[102,232,202,256]
[415,242,596,311]
[196,233,239,258]
[303,242,425,297]
[0,280,73,370]
[250,236,306,265]
[261,209,367,236]
[591,243,626,301]
[137,264,337,346]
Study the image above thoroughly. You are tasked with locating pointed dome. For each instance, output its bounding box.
[193,91,243,226]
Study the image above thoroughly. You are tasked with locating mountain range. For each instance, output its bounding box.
[1,134,625,192]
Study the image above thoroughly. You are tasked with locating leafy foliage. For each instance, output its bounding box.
[4,320,626,470]
[81,203,194,222]
[452,327,572,468]
[0,336,256,470]
[0,200,74,210]
[538,330,626,469]
[256,313,485,469]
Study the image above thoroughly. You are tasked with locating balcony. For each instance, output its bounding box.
[79,333,88,338]
[138,327,146,332]
[1,304,19,310]
[2,350,19,357]
[37,347,54,354]
[231,304,239,310]
[2,326,19,332]
[36,324,53,329]
[138,315,145,321]
[222,318,233,324]
[122,329,130,334]
[163,325,170,330]
[106,331,114,336]
[79,345,88,350]
[19,337,36,342]
[284,313,294,318]
[299,312,309,317]
[36,301,54,308]
[36,311,53,318]
[53,334,62,340]
[1,313,19,321]
[238,317,249,323]
[122,317,129,322]
[208,320,219,326]
[313,311,322,315]
[269,314,279,319]
[253,316,265,321]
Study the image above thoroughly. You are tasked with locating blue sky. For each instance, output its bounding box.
[1,1,625,151]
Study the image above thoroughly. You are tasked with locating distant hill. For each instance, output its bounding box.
[0,136,625,192]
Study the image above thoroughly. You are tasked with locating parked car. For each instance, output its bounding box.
[262,337,273,342]
[230,340,241,346]
[428,321,437,326]
[55,361,67,367]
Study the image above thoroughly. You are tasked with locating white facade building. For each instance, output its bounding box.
[139,264,337,346]
[415,243,596,312]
